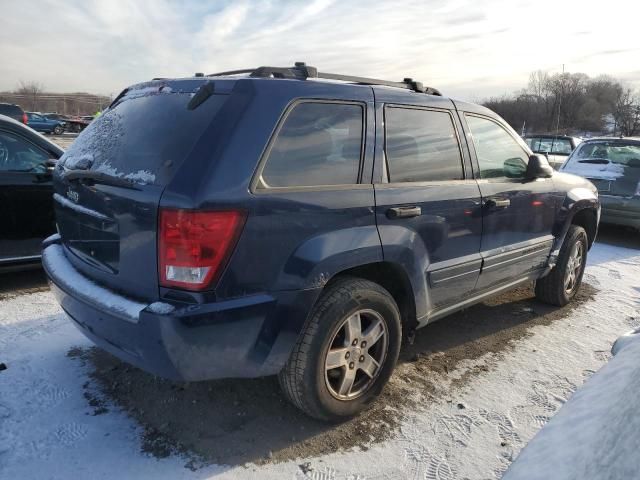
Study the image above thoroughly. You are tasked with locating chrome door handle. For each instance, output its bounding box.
[485,199,510,209]
[386,206,422,219]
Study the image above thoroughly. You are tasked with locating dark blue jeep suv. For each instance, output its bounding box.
[43,63,599,421]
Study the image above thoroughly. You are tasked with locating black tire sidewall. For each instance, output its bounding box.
[558,227,588,303]
[308,282,401,420]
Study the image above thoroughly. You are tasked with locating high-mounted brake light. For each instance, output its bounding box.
[159,209,246,291]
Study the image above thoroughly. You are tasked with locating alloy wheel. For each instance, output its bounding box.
[324,309,388,400]
[564,240,584,294]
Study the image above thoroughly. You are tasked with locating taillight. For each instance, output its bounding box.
[22,113,28,124]
[158,209,246,291]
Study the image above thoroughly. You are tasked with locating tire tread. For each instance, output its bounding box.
[278,277,398,420]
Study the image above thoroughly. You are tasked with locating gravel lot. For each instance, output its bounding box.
[49,133,77,150]
[0,227,638,479]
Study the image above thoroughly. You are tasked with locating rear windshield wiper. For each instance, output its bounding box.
[577,159,610,164]
[61,169,139,189]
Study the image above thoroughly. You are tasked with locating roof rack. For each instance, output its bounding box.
[206,62,442,96]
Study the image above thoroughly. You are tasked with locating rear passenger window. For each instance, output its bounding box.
[385,107,464,182]
[258,102,363,188]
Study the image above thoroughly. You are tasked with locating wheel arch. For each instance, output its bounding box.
[570,207,598,248]
[326,261,418,336]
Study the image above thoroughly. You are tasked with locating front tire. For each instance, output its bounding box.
[535,225,588,306]
[53,125,64,135]
[278,277,402,422]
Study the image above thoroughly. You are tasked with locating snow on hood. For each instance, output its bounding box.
[562,161,625,181]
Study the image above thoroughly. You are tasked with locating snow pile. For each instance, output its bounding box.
[504,334,640,480]
[612,327,640,356]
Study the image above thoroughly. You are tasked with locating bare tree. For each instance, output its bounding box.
[15,81,44,111]
[613,89,640,136]
[483,71,633,135]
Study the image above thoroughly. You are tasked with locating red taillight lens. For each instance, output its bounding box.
[22,113,28,124]
[158,209,246,291]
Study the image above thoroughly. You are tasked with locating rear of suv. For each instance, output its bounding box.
[44,64,599,421]
[0,103,28,125]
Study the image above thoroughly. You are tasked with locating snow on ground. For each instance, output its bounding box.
[1,239,639,480]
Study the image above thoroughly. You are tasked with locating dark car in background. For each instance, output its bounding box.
[0,114,63,271]
[45,113,91,133]
[26,112,66,135]
[562,137,640,231]
[43,63,599,421]
[0,103,28,125]
[524,134,581,170]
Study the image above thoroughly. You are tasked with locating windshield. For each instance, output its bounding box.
[525,137,574,155]
[574,142,640,167]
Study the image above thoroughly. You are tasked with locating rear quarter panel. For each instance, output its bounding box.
[160,79,381,299]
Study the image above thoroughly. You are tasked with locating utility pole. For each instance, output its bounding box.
[555,64,564,135]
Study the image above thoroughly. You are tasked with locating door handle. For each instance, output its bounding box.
[485,198,510,210]
[386,206,422,219]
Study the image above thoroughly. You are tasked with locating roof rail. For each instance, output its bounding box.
[206,62,442,96]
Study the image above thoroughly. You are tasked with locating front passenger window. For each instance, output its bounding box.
[466,115,528,179]
[0,131,49,173]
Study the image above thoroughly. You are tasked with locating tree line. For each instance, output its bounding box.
[0,81,111,116]
[483,71,640,137]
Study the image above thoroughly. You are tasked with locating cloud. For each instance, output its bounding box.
[0,0,638,101]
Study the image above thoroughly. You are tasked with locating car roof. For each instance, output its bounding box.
[581,137,640,144]
[524,134,580,140]
[0,113,64,156]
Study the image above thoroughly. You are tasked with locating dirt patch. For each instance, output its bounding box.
[69,282,596,468]
[0,269,49,301]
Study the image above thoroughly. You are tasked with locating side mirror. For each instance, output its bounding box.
[526,154,553,180]
[45,157,57,172]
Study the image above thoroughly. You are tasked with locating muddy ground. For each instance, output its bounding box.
[67,281,596,469]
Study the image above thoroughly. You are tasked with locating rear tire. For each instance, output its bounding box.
[535,225,588,306]
[278,277,402,422]
[53,125,64,135]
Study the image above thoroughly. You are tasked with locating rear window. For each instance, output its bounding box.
[257,101,364,189]
[385,107,464,182]
[526,137,573,155]
[0,104,23,118]
[59,90,227,185]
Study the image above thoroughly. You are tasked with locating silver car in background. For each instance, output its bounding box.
[524,134,582,170]
[562,137,640,231]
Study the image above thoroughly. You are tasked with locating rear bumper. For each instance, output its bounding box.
[43,237,320,381]
[600,195,640,229]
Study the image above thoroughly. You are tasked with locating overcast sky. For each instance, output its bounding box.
[2,0,639,101]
